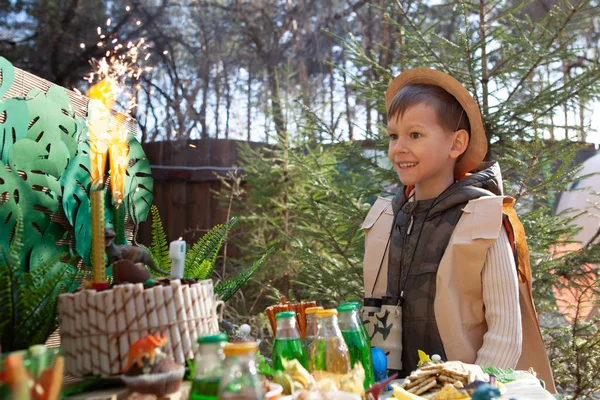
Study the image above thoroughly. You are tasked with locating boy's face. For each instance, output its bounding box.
[387,102,465,196]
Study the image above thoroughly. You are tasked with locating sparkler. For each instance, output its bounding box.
[84,12,153,284]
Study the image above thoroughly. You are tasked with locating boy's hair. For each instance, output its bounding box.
[388,84,470,136]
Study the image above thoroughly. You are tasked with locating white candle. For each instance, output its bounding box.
[169,237,186,279]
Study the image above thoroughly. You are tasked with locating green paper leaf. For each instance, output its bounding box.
[124,134,154,227]
[0,165,59,266]
[0,98,29,163]
[8,138,71,179]
[0,57,15,99]
[24,86,79,160]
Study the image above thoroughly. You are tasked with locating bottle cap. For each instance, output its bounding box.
[336,304,355,313]
[276,311,297,319]
[223,341,258,356]
[305,306,324,315]
[343,301,361,310]
[316,309,338,317]
[197,332,228,344]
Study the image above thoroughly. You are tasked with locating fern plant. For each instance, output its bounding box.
[0,214,79,352]
[144,205,271,301]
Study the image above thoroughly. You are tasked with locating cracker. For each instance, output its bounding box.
[405,370,439,389]
[414,379,438,396]
[408,377,436,394]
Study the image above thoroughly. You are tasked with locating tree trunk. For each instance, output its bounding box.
[200,66,210,140]
[224,62,232,139]
[215,63,221,139]
[266,62,287,145]
[247,60,253,142]
[342,50,353,141]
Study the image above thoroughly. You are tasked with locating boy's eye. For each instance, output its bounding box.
[389,134,398,141]
[410,132,421,139]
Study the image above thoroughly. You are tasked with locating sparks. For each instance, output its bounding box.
[106,18,112,26]
[126,5,131,11]
[189,144,196,148]
[97,27,102,35]
[80,43,86,49]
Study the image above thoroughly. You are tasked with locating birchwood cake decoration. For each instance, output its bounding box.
[58,279,222,376]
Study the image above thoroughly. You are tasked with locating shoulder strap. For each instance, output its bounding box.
[502,197,532,286]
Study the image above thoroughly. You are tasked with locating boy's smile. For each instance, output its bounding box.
[387,103,467,200]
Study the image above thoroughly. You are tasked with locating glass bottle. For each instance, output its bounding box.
[272,311,307,370]
[303,306,323,370]
[190,333,228,400]
[338,303,374,389]
[311,309,351,374]
[343,301,372,350]
[218,342,265,400]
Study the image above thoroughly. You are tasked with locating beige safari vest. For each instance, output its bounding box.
[362,195,556,393]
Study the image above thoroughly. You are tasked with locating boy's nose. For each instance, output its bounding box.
[390,140,409,155]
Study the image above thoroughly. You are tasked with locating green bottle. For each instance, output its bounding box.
[342,301,372,350]
[191,332,228,400]
[338,303,374,389]
[272,311,307,370]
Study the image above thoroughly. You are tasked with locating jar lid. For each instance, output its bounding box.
[316,309,338,317]
[336,304,355,313]
[197,332,228,344]
[223,341,258,356]
[276,311,296,319]
[343,301,360,309]
[305,306,324,315]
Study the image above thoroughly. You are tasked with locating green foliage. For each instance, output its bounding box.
[185,218,238,280]
[145,204,270,300]
[215,247,274,302]
[0,213,79,352]
[147,204,171,272]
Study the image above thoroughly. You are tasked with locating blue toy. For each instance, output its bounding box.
[371,347,388,382]
[471,383,502,400]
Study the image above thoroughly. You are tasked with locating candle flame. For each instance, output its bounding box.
[179,237,183,240]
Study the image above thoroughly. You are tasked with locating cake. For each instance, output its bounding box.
[58,278,221,376]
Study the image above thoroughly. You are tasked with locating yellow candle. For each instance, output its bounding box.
[91,189,106,283]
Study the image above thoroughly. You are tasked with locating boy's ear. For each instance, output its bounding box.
[450,129,469,159]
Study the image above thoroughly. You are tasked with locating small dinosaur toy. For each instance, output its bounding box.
[123,333,169,372]
[105,228,169,275]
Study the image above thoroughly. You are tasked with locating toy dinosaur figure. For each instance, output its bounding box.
[105,228,169,275]
[123,333,169,371]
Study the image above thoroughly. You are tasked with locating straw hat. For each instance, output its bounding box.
[385,68,487,176]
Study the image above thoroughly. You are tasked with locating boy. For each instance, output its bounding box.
[363,68,555,391]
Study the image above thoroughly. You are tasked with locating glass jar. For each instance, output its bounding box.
[310,309,351,374]
[303,306,323,369]
[217,342,265,400]
[190,332,228,400]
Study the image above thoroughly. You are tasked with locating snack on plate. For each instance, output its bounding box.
[397,361,488,399]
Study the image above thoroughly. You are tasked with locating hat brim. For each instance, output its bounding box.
[385,68,487,176]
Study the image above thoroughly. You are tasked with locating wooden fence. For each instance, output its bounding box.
[137,139,263,246]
